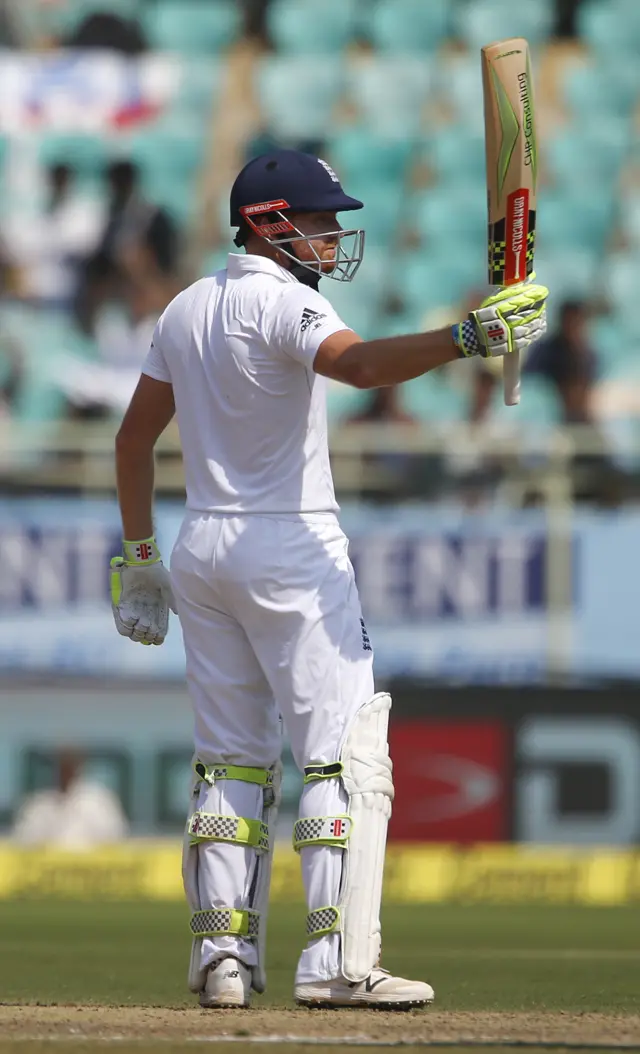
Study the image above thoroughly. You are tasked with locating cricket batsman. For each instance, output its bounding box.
[111,150,548,1009]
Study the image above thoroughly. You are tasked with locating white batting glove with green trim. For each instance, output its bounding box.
[110,537,177,646]
[453,275,548,359]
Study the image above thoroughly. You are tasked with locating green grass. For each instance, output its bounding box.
[0,901,639,1013]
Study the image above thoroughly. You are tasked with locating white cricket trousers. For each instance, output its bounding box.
[170,512,375,984]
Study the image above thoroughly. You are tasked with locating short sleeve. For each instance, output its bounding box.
[141,323,172,383]
[267,285,352,369]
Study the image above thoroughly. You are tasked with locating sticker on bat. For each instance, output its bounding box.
[505,188,529,284]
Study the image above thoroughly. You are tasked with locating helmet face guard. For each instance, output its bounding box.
[240,199,365,283]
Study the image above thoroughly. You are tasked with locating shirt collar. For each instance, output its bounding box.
[226,252,298,283]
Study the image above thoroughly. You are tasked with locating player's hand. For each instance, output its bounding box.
[454,275,548,359]
[110,537,177,646]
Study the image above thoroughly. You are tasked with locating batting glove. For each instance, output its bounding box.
[110,537,177,646]
[453,275,548,359]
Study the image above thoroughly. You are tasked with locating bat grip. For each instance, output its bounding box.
[503,350,520,406]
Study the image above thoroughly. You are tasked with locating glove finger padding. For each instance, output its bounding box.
[470,281,549,359]
[111,560,171,645]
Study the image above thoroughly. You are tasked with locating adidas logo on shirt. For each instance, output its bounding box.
[300,307,327,333]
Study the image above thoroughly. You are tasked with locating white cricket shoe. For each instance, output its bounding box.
[295,967,434,1010]
[199,957,252,1008]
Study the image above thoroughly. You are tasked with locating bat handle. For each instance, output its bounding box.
[503,349,520,405]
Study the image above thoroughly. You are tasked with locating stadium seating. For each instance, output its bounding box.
[257,57,344,140]
[346,56,433,137]
[143,0,241,54]
[3,0,640,440]
[367,0,450,53]
[267,0,357,54]
[453,0,554,51]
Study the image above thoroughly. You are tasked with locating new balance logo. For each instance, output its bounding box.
[224,970,240,979]
[365,974,387,992]
[300,308,326,332]
[360,617,372,652]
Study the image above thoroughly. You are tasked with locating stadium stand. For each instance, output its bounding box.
[0,0,638,480]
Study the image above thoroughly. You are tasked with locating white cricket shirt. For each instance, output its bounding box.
[142,253,351,513]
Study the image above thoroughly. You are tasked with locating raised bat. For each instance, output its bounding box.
[482,37,538,406]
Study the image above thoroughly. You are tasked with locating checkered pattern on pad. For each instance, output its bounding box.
[293,815,352,851]
[188,812,269,851]
[190,908,260,939]
[306,905,340,938]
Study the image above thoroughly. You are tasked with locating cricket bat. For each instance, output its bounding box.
[481,38,538,406]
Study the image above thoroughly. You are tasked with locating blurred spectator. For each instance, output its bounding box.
[63,10,147,53]
[76,160,179,336]
[242,0,271,43]
[555,0,586,38]
[347,386,417,427]
[342,387,444,501]
[468,298,599,425]
[11,749,129,848]
[3,162,104,308]
[525,299,598,424]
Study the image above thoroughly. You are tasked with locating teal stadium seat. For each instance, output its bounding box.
[424,125,486,186]
[412,186,487,250]
[578,0,640,59]
[144,0,241,54]
[391,252,482,314]
[327,130,414,187]
[124,126,205,178]
[536,194,613,253]
[545,121,631,188]
[402,373,466,422]
[435,53,484,130]
[257,57,344,140]
[453,0,553,50]
[562,64,640,118]
[620,191,640,249]
[267,0,356,54]
[532,249,598,300]
[175,58,222,114]
[367,0,450,53]
[346,57,433,137]
[603,252,640,320]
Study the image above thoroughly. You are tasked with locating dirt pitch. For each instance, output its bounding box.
[1,1006,639,1048]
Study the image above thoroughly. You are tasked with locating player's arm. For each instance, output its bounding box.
[314,328,457,388]
[314,279,549,389]
[115,373,175,539]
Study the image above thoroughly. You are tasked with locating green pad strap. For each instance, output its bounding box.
[194,761,273,788]
[303,761,343,785]
[190,908,259,940]
[188,812,269,852]
[306,905,340,939]
[293,815,352,852]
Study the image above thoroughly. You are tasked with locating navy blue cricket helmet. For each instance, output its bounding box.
[229,149,365,283]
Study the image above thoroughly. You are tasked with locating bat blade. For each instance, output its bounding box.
[481,37,538,406]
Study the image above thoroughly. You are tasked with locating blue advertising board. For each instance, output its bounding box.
[0,497,632,684]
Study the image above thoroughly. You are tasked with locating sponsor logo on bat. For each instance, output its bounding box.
[518,72,535,172]
[505,188,529,282]
[494,49,522,59]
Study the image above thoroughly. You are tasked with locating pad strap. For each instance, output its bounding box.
[190,908,259,940]
[293,815,352,852]
[303,761,343,784]
[188,812,269,851]
[306,906,340,939]
[194,761,273,789]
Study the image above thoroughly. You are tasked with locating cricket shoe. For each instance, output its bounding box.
[295,967,434,1010]
[199,957,252,1008]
